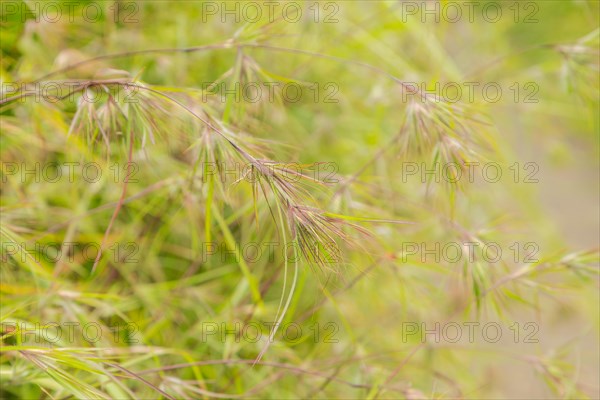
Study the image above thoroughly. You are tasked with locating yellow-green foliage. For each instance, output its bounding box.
[1,1,598,399]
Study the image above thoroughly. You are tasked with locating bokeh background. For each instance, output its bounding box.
[1,1,599,399]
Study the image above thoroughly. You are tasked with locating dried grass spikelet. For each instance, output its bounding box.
[222,153,371,267]
[183,110,368,268]
[557,30,600,104]
[286,205,370,269]
[397,94,497,192]
[400,97,494,163]
[66,79,207,154]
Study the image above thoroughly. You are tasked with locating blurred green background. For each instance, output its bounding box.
[1,1,599,399]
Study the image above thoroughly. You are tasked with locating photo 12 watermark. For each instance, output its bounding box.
[1,161,139,184]
[198,240,341,264]
[2,321,140,345]
[1,241,139,265]
[397,2,539,24]
[1,81,140,104]
[401,321,540,344]
[400,241,540,264]
[0,1,139,24]
[199,1,340,24]
[399,162,540,184]
[201,81,340,104]
[200,321,340,344]
[403,81,540,104]
[200,161,339,184]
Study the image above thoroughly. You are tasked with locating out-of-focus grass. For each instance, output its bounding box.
[1,1,599,399]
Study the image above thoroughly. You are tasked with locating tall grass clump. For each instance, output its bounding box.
[1,2,599,399]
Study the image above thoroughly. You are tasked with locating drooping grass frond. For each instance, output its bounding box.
[400,97,495,166]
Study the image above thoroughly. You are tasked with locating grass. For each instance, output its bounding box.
[1,1,599,399]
